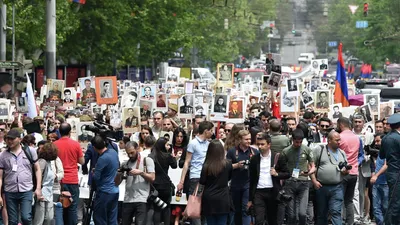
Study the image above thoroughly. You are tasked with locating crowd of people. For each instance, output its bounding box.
[0,101,398,225]
[0,69,398,225]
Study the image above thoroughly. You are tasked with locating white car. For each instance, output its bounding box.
[298,53,315,64]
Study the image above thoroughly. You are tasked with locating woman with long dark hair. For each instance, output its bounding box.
[138,125,154,150]
[148,137,177,225]
[200,140,233,225]
[172,127,189,158]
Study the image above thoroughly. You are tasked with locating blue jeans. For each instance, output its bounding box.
[206,214,228,225]
[230,188,250,225]
[372,184,388,225]
[93,191,119,225]
[54,202,64,225]
[315,184,343,225]
[62,184,79,225]
[284,180,309,225]
[4,191,33,225]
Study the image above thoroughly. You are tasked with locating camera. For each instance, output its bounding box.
[338,162,352,171]
[119,164,132,179]
[276,190,292,203]
[148,190,167,209]
[364,145,379,158]
[243,160,250,170]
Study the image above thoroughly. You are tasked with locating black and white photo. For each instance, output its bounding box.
[212,95,228,113]
[315,90,330,110]
[166,67,180,83]
[217,63,233,82]
[179,94,194,114]
[309,78,320,93]
[280,88,298,112]
[100,80,113,98]
[301,90,314,106]
[359,105,373,122]
[267,72,281,90]
[331,104,343,119]
[364,94,379,114]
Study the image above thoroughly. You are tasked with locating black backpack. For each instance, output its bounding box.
[21,144,39,191]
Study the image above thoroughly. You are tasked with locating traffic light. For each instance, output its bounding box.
[364,3,368,17]
[270,27,273,34]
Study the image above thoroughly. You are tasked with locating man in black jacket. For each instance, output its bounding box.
[248,132,290,225]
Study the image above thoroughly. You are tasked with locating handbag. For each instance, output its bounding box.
[59,183,73,208]
[183,183,202,219]
[154,156,176,196]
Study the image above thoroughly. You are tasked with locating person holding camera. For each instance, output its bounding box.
[91,135,119,225]
[311,131,350,225]
[148,138,177,225]
[248,133,290,225]
[226,130,259,225]
[115,141,155,225]
[280,129,316,225]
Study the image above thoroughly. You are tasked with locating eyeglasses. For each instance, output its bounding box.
[224,129,231,132]
[0,128,5,132]
[320,125,330,128]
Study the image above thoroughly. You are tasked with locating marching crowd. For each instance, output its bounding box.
[0,88,399,225]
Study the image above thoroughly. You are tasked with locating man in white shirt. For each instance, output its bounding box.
[248,133,290,225]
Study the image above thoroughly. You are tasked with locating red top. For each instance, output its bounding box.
[54,137,83,184]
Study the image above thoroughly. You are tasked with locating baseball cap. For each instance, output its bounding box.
[6,128,23,139]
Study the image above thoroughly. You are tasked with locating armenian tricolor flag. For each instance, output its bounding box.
[71,0,86,4]
[334,43,349,107]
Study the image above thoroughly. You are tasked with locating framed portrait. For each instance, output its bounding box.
[262,75,270,92]
[267,72,282,90]
[166,67,180,83]
[330,103,343,120]
[308,78,320,93]
[178,94,194,118]
[286,78,299,97]
[217,63,234,87]
[248,95,260,107]
[95,76,118,104]
[121,90,139,108]
[140,84,157,101]
[393,100,400,113]
[364,94,379,115]
[160,131,174,145]
[314,90,330,112]
[62,88,77,108]
[66,118,80,141]
[78,77,96,105]
[16,97,28,113]
[185,81,195,94]
[300,90,314,106]
[46,79,65,103]
[215,86,224,94]
[210,94,229,121]
[77,122,95,143]
[0,99,10,120]
[194,103,209,117]
[110,108,122,129]
[228,98,245,123]
[139,100,154,119]
[122,106,141,133]
[358,105,373,123]
[380,102,394,119]
[311,59,329,73]
[280,87,298,113]
[156,94,168,110]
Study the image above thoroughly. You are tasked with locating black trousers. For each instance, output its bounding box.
[254,188,278,225]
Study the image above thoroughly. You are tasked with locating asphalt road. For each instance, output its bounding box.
[280,0,317,66]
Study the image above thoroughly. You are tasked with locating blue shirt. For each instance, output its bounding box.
[93,149,119,194]
[374,155,387,185]
[84,142,119,185]
[187,136,209,179]
[226,146,259,190]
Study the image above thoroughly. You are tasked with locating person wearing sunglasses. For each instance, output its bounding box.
[313,117,332,144]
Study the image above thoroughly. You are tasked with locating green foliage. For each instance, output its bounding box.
[7,0,279,74]
[311,0,400,68]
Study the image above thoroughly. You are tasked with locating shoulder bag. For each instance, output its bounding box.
[154,156,176,196]
[183,183,202,219]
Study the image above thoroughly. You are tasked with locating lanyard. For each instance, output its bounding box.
[295,148,302,169]
[327,148,339,161]
[135,153,141,169]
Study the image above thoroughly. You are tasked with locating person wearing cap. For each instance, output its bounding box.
[167,103,183,128]
[0,128,43,225]
[380,113,400,224]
